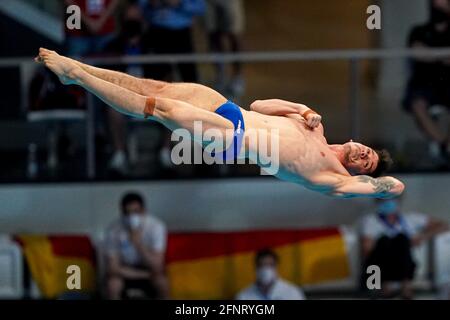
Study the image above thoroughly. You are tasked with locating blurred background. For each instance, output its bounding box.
[0,0,450,300]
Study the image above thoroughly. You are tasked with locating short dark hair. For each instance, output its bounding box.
[370,149,393,178]
[255,248,279,266]
[121,192,145,212]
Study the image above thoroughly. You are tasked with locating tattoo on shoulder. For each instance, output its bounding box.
[357,176,396,194]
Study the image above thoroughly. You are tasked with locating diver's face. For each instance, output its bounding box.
[343,141,379,175]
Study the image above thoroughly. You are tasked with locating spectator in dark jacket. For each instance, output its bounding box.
[402,0,450,162]
[140,0,206,82]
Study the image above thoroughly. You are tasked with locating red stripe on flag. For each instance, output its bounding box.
[48,235,96,263]
[166,228,340,263]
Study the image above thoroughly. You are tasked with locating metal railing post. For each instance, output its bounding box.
[86,93,96,179]
[19,61,33,114]
[349,58,360,141]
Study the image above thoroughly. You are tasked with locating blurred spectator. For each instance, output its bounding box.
[64,0,120,56]
[107,1,146,71]
[205,0,245,99]
[236,249,306,300]
[139,0,206,82]
[360,198,448,299]
[403,0,450,163]
[104,1,146,174]
[104,192,169,299]
[64,0,121,176]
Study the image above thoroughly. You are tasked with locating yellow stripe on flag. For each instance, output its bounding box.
[167,233,349,299]
[297,234,349,284]
[19,235,95,299]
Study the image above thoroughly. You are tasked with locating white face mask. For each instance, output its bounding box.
[256,266,277,285]
[124,213,143,230]
[377,200,399,216]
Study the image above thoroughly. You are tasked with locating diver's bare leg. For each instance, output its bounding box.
[38,48,228,112]
[38,51,234,144]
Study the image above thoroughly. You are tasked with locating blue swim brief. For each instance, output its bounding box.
[212,101,245,161]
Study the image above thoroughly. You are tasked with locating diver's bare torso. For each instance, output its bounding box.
[240,108,350,191]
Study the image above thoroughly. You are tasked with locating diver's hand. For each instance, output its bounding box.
[303,111,322,129]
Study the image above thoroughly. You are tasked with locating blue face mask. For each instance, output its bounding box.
[377,200,399,216]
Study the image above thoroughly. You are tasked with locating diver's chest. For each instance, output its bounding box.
[293,137,341,170]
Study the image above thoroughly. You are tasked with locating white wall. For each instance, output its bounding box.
[0,174,449,238]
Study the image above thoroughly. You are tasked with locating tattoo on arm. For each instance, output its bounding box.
[357,176,396,194]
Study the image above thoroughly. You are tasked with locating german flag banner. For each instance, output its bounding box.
[16,235,96,299]
[166,228,350,299]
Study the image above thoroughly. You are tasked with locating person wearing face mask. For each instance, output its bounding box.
[103,192,169,299]
[236,249,306,300]
[359,198,448,299]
